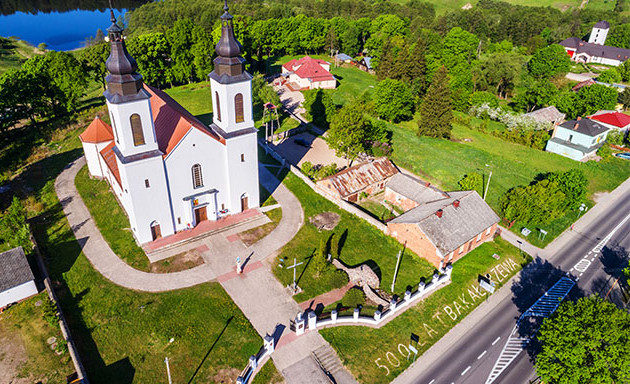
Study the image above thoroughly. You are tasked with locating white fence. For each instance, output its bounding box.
[237,334,275,384]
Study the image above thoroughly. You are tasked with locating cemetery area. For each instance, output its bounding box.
[272,170,436,304]
[320,238,527,384]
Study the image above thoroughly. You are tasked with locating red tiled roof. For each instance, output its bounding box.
[283,56,334,82]
[589,112,630,128]
[143,84,224,157]
[79,117,114,143]
[99,141,121,187]
[572,79,595,92]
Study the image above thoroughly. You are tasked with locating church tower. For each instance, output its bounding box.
[588,20,610,46]
[103,9,175,243]
[209,1,260,213]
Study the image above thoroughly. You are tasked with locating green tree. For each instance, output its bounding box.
[499,179,566,224]
[313,236,330,277]
[458,172,483,196]
[166,18,197,84]
[575,84,618,116]
[327,102,371,165]
[0,69,47,131]
[440,27,479,70]
[552,91,578,119]
[546,169,587,210]
[478,52,523,98]
[303,89,336,129]
[190,25,213,80]
[515,79,558,112]
[597,68,621,84]
[76,41,110,90]
[607,23,630,49]
[619,87,630,110]
[0,197,32,251]
[417,66,453,138]
[127,32,172,88]
[527,44,570,79]
[618,60,630,82]
[374,78,414,122]
[536,297,630,384]
[469,91,499,107]
[343,287,366,308]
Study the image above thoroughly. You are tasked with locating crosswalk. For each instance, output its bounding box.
[485,277,576,384]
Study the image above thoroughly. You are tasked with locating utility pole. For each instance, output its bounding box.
[165,357,172,384]
[483,164,492,201]
[391,249,403,292]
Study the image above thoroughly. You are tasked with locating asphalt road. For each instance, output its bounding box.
[411,190,630,384]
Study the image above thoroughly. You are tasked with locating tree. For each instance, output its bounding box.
[458,172,483,196]
[527,44,570,79]
[127,32,172,88]
[76,41,110,90]
[619,87,630,110]
[552,91,578,119]
[343,287,366,308]
[477,53,523,98]
[499,179,566,224]
[0,69,47,131]
[607,23,630,49]
[313,235,331,277]
[546,169,587,210]
[575,84,618,117]
[515,79,558,112]
[374,78,414,122]
[618,60,630,82]
[597,68,621,84]
[303,89,336,129]
[327,102,371,164]
[440,27,480,70]
[166,18,197,84]
[469,91,499,107]
[536,297,630,384]
[417,66,453,138]
[190,25,213,81]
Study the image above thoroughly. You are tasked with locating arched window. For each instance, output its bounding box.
[235,93,244,123]
[130,114,145,146]
[215,92,221,122]
[191,164,203,189]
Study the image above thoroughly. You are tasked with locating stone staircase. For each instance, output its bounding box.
[312,345,359,384]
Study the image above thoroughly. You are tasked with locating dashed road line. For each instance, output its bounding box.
[461,366,471,376]
[428,380,435,384]
[492,336,501,346]
[477,350,487,360]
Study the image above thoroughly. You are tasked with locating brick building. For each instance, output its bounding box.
[385,175,500,269]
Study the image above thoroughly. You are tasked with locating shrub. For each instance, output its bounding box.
[0,196,32,251]
[607,130,627,147]
[313,236,330,277]
[343,287,366,308]
[329,269,349,289]
[458,172,484,196]
[597,68,621,84]
[41,298,59,327]
[469,91,499,108]
[597,143,613,159]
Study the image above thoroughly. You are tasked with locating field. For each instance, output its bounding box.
[390,113,630,247]
[393,0,582,13]
[272,171,435,303]
[320,238,526,384]
[329,65,378,106]
[0,37,43,74]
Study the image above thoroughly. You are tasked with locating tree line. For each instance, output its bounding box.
[0,0,147,16]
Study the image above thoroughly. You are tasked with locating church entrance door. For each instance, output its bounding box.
[195,206,208,224]
[241,196,249,211]
[151,223,162,241]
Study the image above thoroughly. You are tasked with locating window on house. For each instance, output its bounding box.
[459,244,465,253]
[477,233,482,242]
[177,217,181,224]
[486,227,492,235]
[130,114,145,146]
[241,153,245,162]
[568,134,573,142]
[145,179,150,188]
[235,93,244,123]
[192,164,203,188]
[215,92,221,122]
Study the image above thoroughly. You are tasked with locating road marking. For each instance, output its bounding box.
[573,259,591,273]
[477,350,487,360]
[428,380,435,384]
[492,336,501,346]
[461,366,471,376]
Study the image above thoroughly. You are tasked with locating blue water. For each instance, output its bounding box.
[0,9,129,51]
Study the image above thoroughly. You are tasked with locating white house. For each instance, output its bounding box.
[0,247,38,309]
[589,111,630,132]
[560,21,630,66]
[545,117,610,161]
[80,6,259,244]
[281,56,336,90]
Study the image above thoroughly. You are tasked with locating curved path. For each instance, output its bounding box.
[55,157,303,292]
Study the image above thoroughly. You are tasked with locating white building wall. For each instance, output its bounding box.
[589,27,609,45]
[210,78,254,134]
[106,98,159,157]
[165,129,231,230]
[0,280,38,309]
[117,155,174,244]
[225,132,260,213]
[82,142,106,178]
[311,79,337,89]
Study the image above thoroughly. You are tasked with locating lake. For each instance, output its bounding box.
[0,1,148,51]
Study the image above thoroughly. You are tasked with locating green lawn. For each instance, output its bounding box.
[358,199,397,222]
[0,292,74,383]
[273,172,435,302]
[329,65,377,106]
[392,0,581,13]
[585,0,616,11]
[75,165,150,271]
[390,114,630,247]
[0,38,43,74]
[320,238,526,384]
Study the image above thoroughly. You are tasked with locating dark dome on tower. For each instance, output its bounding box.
[209,0,250,84]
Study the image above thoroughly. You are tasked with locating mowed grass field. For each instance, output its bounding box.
[392,0,582,13]
[0,37,43,74]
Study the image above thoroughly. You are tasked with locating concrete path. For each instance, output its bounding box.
[498,226,543,257]
[54,157,302,292]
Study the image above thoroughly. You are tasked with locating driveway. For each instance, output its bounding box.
[275,84,306,122]
[271,132,347,168]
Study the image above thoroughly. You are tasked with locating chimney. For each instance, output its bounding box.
[574,117,581,130]
[435,209,443,218]
[453,200,460,208]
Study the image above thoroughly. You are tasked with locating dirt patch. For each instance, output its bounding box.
[592,191,610,204]
[309,212,341,230]
[209,367,241,383]
[0,322,30,384]
[149,249,204,273]
[238,209,282,246]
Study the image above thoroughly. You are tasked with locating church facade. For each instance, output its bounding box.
[80,5,259,244]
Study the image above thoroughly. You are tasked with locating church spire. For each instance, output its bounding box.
[104,2,146,103]
[210,0,247,82]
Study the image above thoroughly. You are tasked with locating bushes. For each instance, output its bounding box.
[301,161,338,180]
[607,130,628,147]
[458,172,484,196]
[374,79,414,123]
[343,287,366,308]
[330,269,349,289]
[303,89,336,129]
[0,197,32,251]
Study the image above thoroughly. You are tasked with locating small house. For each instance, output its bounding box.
[0,247,37,309]
[357,57,374,74]
[545,117,610,161]
[524,106,566,126]
[316,157,399,202]
[335,53,354,64]
[589,111,630,132]
[282,56,336,90]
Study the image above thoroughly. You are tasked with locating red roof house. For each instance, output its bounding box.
[281,56,336,90]
[79,117,114,143]
[589,111,630,131]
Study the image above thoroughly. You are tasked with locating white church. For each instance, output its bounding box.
[560,20,630,66]
[80,5,259,244]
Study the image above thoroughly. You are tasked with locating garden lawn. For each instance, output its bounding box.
[329,65,377,106]
[75,165,150,271]
[0,38,43,74]
[391,116,630,247]
[358,199,397,222]
[0,292,74,383]
[320,238,526,384]
[273,172,435,302]
[392,0,581,14]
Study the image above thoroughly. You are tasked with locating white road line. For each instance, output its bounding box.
[492,336,501,346]
[461,366,472,376]
[478,350,487,360]
[428,380,435,384]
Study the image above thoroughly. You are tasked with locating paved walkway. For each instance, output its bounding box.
[54,157,302,292]
[498,226,543,257]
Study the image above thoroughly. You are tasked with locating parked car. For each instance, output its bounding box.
[294,138,311,148]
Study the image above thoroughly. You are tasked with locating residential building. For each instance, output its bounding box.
[334,53,354,63]
[590,111,630,132]
[316,157,398,202]
[545,117,610,161]
[384,173,448,212]
[80,6,259,244]
[357,56,374,74]
[0,247,37,309]
[524,106,566,126]
[387,186,500,269]
[281,56,336,90]
[560,21,630,66]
